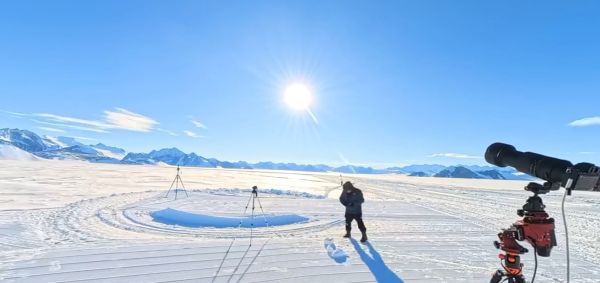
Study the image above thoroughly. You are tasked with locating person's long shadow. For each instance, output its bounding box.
[351,239,404,283]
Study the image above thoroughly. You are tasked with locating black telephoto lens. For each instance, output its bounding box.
[485,143,573,184]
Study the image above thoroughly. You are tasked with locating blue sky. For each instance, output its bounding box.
[1,0,599,167]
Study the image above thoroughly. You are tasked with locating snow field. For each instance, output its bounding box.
[1,160,600,282]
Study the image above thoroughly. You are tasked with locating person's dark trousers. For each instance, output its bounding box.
[345,213,367,234]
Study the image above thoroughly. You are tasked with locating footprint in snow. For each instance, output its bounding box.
[324,238,348,264]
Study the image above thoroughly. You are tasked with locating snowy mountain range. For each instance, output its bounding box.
[405,164,530,180]
[0,128,530,180]
[0,128,126,163]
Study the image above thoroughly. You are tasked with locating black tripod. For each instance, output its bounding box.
[165,165,189,200]
[242,186,271,244]
[212,186,271,283]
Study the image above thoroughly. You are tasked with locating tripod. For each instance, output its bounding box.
[490,182,557,283]
[241,186,271,244]
[165,165,189,200]
[212,186,271,283]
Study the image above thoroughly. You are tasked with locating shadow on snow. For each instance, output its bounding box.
[351,239,404,283]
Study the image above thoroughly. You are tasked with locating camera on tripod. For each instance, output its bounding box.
[485,143,600,283]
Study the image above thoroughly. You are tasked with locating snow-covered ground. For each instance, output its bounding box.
[1,159,600,282]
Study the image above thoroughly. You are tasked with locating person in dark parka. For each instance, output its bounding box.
[339,181,368,242]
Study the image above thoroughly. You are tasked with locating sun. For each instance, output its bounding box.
[284,83,313,111]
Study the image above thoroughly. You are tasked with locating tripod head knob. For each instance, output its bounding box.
[493,241,501,249]
[524,182,559,195]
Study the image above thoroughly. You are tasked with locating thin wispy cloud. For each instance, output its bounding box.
[184,130,202,138]
[104,108,158,132]
[32,119,110,133]
[157,128,178,136]
[35,113,111,129]
[569,116,600,127]
[191,120,208,129]
[3,108,159,133]
[1,110,28,117]
[37,127,66,133]
[429,153,481,159]
[73,136,97,142]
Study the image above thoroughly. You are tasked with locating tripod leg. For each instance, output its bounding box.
[490,270,503,283]
[175,176,179,200]
[243,193,252,212]
[178,175,190,197]
[250,194,256,246]
[255,195,270,228]
[165,176,178,198]
[235,193,253,228]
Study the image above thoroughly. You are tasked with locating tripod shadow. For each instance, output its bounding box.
[351,239,404,283]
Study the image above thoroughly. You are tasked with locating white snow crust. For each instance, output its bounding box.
[1,159,600,282]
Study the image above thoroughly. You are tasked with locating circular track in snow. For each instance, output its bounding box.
[94,189,343,239]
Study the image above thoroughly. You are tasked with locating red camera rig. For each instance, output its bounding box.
[485,143,600,283]
[490,182,558,283]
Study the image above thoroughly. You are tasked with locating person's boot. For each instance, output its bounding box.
[343,227,351,238]
[360,232,368,243]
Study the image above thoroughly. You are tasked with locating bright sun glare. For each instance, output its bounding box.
[284,83,312,111]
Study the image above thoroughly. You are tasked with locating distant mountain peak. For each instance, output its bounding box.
[1,128,48,152]
[149,147,185,156]
[434,166,483,179]
[478,170,507,180]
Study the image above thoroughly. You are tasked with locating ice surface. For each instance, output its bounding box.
[151,208,309,228]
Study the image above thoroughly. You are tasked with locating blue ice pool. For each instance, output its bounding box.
[150,208,309,228]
